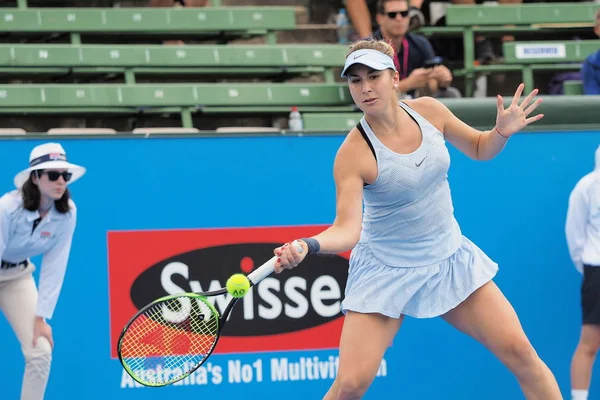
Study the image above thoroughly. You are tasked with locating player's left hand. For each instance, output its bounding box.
[33,317,54,349]
[495,83,544,138]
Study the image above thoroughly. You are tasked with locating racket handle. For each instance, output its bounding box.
[247,240,303,285]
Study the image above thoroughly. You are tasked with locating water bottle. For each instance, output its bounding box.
[288,106,303,131]
[335,8,350,45]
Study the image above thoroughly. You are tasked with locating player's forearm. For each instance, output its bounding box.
[345,0,373,37]
[397,77,420,93]
[476,128,508,161]
[309,224,360,254]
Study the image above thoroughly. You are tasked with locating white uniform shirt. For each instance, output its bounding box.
[0,190,77,319]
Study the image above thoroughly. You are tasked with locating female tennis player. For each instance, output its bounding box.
[274,39,562,399]
[0,142,85,400]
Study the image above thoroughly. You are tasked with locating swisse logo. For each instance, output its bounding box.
[108,226,347,357]
[129,243,348,337]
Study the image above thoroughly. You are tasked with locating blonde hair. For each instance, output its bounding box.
[346,38,395,59]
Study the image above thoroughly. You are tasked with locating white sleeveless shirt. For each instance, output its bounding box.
[357,102,462,267]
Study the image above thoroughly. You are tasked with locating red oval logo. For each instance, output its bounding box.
[130,243,349,337]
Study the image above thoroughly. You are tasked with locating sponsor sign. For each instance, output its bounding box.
[515,43,566,59]
[107,226,349,358]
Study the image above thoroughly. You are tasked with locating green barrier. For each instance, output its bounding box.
[303,96,600,132]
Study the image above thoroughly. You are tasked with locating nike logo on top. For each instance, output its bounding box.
[415,157,426,167]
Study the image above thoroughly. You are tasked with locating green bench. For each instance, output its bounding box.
[492,40,599,90]
[0,7,296,44]
[0,83,353,127]
[302,96,600,132]
[417,3,599,96]
[0,44,347,83]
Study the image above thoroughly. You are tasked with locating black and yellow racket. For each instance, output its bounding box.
[117,240,302,387]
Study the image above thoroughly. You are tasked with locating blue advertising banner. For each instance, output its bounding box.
[0,130,598,399]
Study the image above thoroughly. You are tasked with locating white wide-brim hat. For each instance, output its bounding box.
[14,142,86,188]
[340,49,398,78]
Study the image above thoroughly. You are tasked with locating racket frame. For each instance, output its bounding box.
[116,240,302,387]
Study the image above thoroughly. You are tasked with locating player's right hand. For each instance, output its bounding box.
[274,240,308,273]
[33,317,54,349]
[408,68,433,88]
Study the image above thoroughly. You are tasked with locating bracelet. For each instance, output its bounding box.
[494,126,509,139]
[300,238,321,255]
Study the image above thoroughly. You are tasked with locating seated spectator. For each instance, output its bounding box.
[346,0,425,37]
[582,10,600,95]
[370,0,461,99]
[345,0,524,64]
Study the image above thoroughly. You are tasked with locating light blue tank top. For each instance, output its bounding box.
[357,101,462,267]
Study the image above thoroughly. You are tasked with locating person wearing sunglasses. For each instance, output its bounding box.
[371,0,461,99]
[0,142,85,400]
[345,0,425,39]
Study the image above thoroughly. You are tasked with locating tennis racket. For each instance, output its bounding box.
[117,240,303,387]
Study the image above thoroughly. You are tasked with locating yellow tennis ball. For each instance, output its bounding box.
[226,274,250,298]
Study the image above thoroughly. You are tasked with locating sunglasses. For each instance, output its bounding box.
[385,10,409,18]
[39,170,72,182]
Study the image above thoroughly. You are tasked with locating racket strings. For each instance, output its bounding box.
[120,296,220,385]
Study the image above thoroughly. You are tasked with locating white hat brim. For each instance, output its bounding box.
[340,49,397,78]
[14,161,86,188]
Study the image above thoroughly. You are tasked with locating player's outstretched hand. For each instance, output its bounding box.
[495,83,544,138]
[274,241,308,273]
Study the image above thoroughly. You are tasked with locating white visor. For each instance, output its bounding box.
[340,49,397,78]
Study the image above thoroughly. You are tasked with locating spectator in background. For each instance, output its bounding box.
[345,0,525,64]
[566,145,600,400]
[346,0,425,37]
[582,10,600,95]
[371,0,461,99]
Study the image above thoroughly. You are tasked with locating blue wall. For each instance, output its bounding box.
[0,130,598,399]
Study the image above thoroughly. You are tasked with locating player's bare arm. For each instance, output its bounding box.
[311,129,366,255]
[410,84,543,161]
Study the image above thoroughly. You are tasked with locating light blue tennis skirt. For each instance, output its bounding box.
[341,236,498,319]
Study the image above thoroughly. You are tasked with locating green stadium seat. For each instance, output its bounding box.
[0,83,350,107]
[0,44,347,83]
[503,40,599,64]
[0,82,353,127]
[499,40,599,90]
[0,7,297,44]
[446,3,598,26]
[564,80,584,95]
[417,2,599,96]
